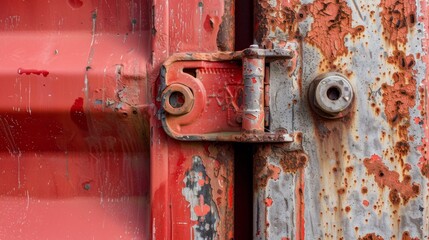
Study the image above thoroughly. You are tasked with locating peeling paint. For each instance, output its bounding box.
[380,0,417,45]
[182,155,219,239]
[363,154,420,204]
[382,51,416,126]
[306,0,364,63]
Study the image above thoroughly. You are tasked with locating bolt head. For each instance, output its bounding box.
[309,73,354,118]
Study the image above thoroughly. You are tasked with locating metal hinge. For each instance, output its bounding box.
[159,45,296,142]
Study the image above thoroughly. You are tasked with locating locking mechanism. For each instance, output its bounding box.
[159,45,296,142]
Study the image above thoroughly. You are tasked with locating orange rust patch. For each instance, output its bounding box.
[254,147,281,189]
[418,139,429,179]
[394,140,410,156]
[382,51,416,126]
[306,0,364,62]
[379,0,417,45]
[389,189,401,205]
[254,144,307,189]
[277,149,308,173]
[345,166,354,173]
[359,233,384,240]
[364,155,420,204]
[255,0,300,48]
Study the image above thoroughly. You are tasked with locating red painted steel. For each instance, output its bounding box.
[0,0,152,239]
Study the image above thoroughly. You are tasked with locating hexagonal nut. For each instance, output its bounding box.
[309,73,354,118]
[161,83,194,115]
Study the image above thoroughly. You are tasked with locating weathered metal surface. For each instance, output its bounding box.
[160,49,295,142]
[255,0,429,239]
[150,0,236,239]
[217,0,235,51]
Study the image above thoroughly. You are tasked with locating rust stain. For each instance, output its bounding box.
[305,0,364,62]
[401,231,419,240]
[254,0,300,47]
[217,0,235,51]
[364,154,420,204]
[358,233,384,240]
[394,140,410,158]
[254,143,307,189]
[382,51,416,126]
[379,0,417,45]
[276,148,307,173]
[254,153,282,189]
[206,144,234,239]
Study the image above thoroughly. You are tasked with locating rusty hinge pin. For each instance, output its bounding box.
[242,53,265,132]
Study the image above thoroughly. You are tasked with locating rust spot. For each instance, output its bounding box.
[362,200,370,207]
[364,154,420,204]
[421,161,429,178]
[345,166,354,173]
[379,0,417,45]
[359,233,384,240]
[382,52,416,126]
[254,150,282,189]
[389,189,401,205]
[361,186,368,194]
[254,143,307,189]
[305,0,364,62]
[401,231,419,240]
[394,140,410,156]
[277,149,307,173]
[345,206,351,213]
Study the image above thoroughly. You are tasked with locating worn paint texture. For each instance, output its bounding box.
[305,0,364,63]
[260,0,429,238]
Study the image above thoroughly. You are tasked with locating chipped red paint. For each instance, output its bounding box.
[380,0,417,45]
[305,0,364,63]
[363,155,420,204]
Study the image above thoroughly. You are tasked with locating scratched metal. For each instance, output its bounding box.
[260,0,429,239]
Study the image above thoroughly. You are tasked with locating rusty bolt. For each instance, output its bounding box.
[309,73,354,118]
[161,83,194,115]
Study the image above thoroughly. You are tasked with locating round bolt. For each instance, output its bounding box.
[162,83,194,115]
[308,72,354,118]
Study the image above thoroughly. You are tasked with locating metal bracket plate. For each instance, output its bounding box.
[159,49,296,142]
